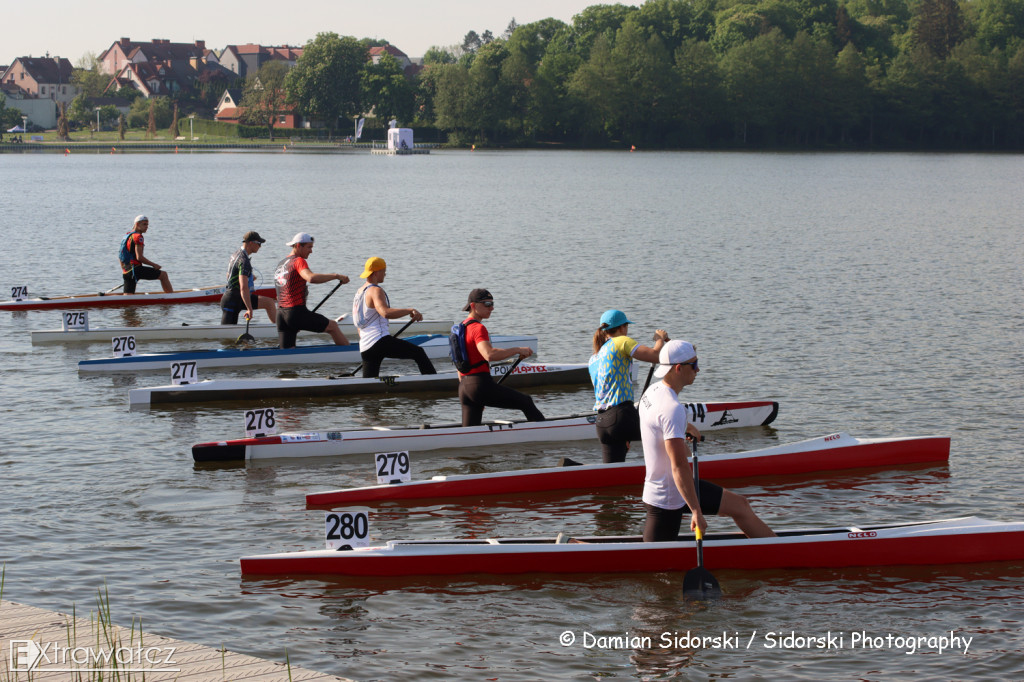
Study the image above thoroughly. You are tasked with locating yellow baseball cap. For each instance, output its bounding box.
[360,256,386,279]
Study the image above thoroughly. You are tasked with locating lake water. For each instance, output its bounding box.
[1,149,1022,680]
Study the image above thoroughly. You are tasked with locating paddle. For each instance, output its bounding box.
[310,280,344,313]
[345,317,418,377]
[682,440,722,600]
[495,355,523,385]
[236,314,255,344]
[101,283,124,296]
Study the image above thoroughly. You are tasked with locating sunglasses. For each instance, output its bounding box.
[477,300,494,308]
[677,360,698,371]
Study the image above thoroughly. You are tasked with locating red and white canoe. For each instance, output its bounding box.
[0,285,276,311]
[306,433,950,507]
[192,400,779,462]
[240,516,1024,577]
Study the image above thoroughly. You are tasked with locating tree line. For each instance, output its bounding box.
[417,0,1024,149]
[63,0,1024,149]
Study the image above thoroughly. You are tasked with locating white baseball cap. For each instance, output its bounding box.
[653,340,697,378]
[133,215,148,224]
[286,232,314,246]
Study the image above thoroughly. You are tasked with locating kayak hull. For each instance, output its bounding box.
[32,319,452,344]
[240,517,1024,577]
[2,286,275,311]
[79,334,537,373]
[192,401,779,462]
[305,434,950,506]
[129,362,591,406]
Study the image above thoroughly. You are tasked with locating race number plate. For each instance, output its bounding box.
[11,286,28,301]
[244,407,277,438]
[62,310,89,331]
[375,451,412,484]
[112,335,137,357]
[170,360,198,385]
[325,509,370,549]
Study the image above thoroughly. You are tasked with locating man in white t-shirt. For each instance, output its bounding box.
[638,340,775,542]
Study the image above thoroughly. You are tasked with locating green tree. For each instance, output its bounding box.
[286,32,367,134]
[241,60,291,139]
[910,0,965,58]
[966,0,1024,53]
[571,4,640,59]
[0,93,23,130]
[674,39,726,144]
[71,52,110,99]
[361,53,415,123]
[129,96,172,129]
[720,28,792,144]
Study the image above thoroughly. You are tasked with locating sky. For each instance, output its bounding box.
[1,0,628,65]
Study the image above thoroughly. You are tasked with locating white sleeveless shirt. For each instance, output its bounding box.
[353,283,390,351]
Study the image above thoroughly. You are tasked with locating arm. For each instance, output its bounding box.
[134,241,161,270]
[239,273,253,319]
[666,437,707,535]
[366,286,422,321]
[475,338,533,363]
[298,267,349,285]
[631,329,669,363]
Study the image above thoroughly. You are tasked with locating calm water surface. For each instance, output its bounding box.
[1,150,1022,680]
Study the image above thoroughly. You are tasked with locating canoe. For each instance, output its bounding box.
[31,318,452,344]
[129,362,591,407]
[305,434,950,506]
[1,285,276,311]
[78,334,537,373]
[240,516,1024,577]
[192,401,779,462]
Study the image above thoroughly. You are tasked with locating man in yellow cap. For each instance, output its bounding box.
[352,256,436,378]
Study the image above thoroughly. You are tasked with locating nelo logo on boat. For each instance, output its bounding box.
[847,531,877,539]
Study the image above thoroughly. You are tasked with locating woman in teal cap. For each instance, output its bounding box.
[590,309,668,462]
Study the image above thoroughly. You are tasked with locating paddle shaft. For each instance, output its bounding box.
[495,355,523,385]
[310,280,344,313]
[692,440,705,566]
[347,317,418,376]
[103,283,124,295]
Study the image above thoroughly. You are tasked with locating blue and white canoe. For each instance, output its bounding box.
[78,334,538,373]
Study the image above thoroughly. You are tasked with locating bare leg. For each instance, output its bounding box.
[258,296,277,323]
[718,490,776,538]
[325,320,349,345]
[158,271,173,293]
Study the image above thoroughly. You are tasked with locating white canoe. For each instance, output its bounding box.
[1,285,275,311]
[129,362,591,407]
[78,334,537,373]
[32,318,453,344]
[191,400,780,462]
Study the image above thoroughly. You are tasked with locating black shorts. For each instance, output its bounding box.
[220,291,260,325]
[594,401,641,463]
[122,266,161,294]
[643,481,724,542]
[277,305,329,348]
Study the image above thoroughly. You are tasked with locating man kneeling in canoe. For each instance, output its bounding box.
[274,232,350,349]
[639,340,775,541]
[353,256,436,377]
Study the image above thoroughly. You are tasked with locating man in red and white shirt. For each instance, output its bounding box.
[457,288,544,427]
[274,232,350,349]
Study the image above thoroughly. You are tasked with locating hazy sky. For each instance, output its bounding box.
[2,0,624,65]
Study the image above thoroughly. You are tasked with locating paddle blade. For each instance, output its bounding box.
[236,333,255,344]
[682,566,722,600]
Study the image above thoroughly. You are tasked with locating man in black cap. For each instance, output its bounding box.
[457,287,544,426]
[220,231,277,324]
